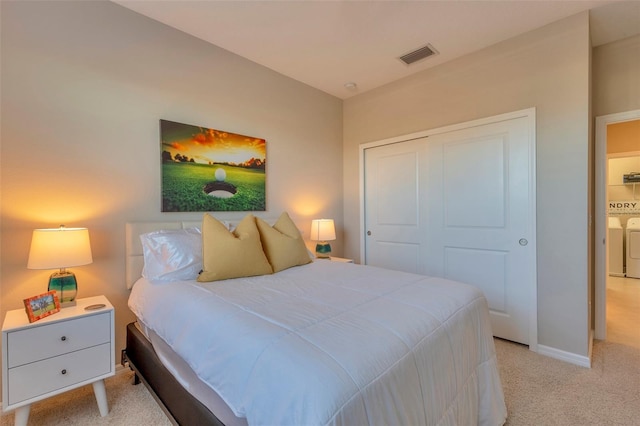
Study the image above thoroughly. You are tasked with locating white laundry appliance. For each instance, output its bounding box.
[626,217,640,279]
[608,217,624,276]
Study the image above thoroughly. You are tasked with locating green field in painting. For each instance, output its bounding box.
[162,162,265,212]
[31,300,57,316]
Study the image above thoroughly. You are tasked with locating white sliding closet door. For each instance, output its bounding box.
[363,137,428,275]
[363,111,535,345]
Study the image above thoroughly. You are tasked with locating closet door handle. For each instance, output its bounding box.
[519,238,528,246]
[367,230,372,236]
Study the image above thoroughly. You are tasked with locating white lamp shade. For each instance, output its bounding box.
[310,219,336,241]
[27,227,93,270]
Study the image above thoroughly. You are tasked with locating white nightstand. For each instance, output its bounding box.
[328,256,354,263]
[2,295,115,426]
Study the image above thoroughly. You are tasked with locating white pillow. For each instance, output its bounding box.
[140,228,202,282]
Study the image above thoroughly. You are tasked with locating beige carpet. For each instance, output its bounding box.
[2,339,639,425]
[0,369,171,426]
[496,339,640,425]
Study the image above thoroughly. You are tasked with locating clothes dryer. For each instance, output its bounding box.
[626,217,640,279]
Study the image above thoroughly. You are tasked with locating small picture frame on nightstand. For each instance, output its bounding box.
[23,291,60,323]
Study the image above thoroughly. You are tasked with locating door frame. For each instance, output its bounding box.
[359,108,538,350]
[594,109,640,340]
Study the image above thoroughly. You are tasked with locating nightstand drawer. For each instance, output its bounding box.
[7,342,111,405]
[7,312,110,368]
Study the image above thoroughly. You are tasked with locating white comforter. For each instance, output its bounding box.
[129,260,506,426]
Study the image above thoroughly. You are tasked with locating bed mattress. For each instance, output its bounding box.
[134,320,248,425]
[128,260,506,425]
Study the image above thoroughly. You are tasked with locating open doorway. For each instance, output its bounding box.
[595,111,640,349]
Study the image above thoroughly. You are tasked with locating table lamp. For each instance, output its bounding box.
[27,225,93,307]
[310,219,336,258]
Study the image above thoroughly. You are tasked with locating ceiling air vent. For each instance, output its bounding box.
[398,43,438,66]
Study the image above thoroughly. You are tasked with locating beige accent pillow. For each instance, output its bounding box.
[197,214,273,282]
[256,212,312,273]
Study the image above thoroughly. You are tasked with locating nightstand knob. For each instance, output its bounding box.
[61,336,67,341]
[61,369,67,375]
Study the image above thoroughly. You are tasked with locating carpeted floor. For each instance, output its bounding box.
[1,338,639,425]
[0,368,171,426]
[496,339,640,425]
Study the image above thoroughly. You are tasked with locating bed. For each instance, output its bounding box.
[124,214,507,426]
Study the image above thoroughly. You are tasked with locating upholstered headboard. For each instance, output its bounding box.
[125,217,280,289]
[125,221,200,289]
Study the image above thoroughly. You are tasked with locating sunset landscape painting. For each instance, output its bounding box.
[160,119,266,212]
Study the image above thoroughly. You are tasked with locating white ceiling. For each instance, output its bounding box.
[114,1,640,99]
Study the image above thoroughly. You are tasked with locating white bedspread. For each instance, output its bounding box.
[129,260,506,426]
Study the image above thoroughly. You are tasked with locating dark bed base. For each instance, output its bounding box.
[124,322,225,426]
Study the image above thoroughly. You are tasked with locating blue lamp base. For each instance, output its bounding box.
[48,271,78,308]
[315,242,332,259]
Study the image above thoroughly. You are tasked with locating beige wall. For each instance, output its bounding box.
[593,34,640,335]
[606,120,640,154]
[593,35,640,117]
[344,13,591,356]
[0,0,343,390]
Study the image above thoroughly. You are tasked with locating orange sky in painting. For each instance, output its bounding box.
[162,124,266,165]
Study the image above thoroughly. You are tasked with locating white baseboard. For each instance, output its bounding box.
[537,344,591,368]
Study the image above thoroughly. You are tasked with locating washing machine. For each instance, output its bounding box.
[626,217,640,279]
[608,217,624,276]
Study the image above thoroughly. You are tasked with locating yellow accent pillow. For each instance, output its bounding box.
[197,214,273,282]
[256,212,312,273]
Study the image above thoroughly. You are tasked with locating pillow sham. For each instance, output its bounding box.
[256,212,312,273]
[140,228,202,282]
[198,213,273,282]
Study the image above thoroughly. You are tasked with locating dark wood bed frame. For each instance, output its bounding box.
[124,322,225,426]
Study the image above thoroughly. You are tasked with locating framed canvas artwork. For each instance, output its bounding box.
[160,119,266,212]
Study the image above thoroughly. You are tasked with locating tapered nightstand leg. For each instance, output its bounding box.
[14,404,30,426]
[92,379,109,416]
